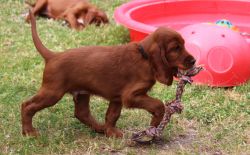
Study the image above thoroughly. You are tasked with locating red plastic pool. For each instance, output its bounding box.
[114,0,250,87]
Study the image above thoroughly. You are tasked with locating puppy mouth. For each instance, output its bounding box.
[172,65,189,76]
[178,66,196,75]
[179,59,196,71]
[172,58,197,76]
[178,65,204,77]
[175,64,196,76]
[177,64,193,71]
[184,56,196,69]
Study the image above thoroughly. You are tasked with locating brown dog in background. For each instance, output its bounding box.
[21,12,196,138]
[25,0,109,30]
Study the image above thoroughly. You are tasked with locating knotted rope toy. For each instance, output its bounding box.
[130,65,203,144]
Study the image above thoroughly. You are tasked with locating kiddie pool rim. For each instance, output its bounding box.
[114,0,164,34]
[114,0,250,34]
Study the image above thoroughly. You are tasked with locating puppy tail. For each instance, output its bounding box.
[29,10,54,62]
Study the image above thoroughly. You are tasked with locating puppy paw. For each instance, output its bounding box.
[105,127,123,138]
[22,128,40,137]
[93,124,105,133]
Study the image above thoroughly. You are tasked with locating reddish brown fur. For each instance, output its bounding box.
[25,0,109,30]
[21,12,196,138]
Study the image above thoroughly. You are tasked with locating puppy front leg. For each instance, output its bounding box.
[122,85,165,127]
[104,100,123,138]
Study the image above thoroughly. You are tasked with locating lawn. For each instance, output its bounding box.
[0,0,249,154]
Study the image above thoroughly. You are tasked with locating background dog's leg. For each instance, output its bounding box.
[26,0,47,22]
[73,94,105,133]
[21,87,64,136]
[63,12,81,30]
[104,100,123,138]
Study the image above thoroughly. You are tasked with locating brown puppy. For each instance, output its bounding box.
[25,0,109,30]
[21,12,196,138]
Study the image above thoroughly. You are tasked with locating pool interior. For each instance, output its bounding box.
[130,1,250,35]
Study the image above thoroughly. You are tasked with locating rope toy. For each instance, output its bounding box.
[131,65,203,144]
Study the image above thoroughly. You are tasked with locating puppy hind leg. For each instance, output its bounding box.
[21,88,64,136]
[73,94,105,133]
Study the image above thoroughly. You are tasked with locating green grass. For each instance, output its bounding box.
[0,0,250,154]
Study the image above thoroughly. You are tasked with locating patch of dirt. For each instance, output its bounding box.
[123,127,198,155]
[163,128,197,150]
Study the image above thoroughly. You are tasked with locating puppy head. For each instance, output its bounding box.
[150,27,196,85]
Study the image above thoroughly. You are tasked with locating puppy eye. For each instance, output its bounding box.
[173,45,182,52]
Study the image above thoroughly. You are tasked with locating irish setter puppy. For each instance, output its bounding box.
[21,12,196,138]
[25,0,109,30]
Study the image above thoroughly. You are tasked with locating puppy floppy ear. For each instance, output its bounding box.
[150,43,174,86]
